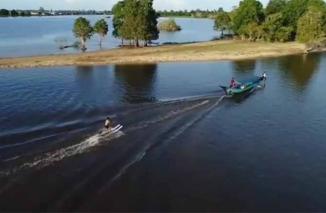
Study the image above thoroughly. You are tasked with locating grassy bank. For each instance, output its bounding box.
[0,40,307,69]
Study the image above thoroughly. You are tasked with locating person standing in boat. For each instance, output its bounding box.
[262,73,267,81]
[104,117,113,131]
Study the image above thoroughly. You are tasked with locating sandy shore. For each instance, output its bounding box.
[0,40,307,69]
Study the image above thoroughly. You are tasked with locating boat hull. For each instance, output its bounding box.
[221,76,265,96]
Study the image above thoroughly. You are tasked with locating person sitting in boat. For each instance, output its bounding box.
[230,77,241,88]
[104,117,113,131]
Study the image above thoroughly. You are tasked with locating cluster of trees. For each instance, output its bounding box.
[73,17,109,50]
[0,9,30,17]
[112,0,159,47]
[158,10,219,19]
[215,0,326,43]
[0,8,110,17]
[158,18,182,32]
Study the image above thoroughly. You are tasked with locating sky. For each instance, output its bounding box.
[0,0,270,11]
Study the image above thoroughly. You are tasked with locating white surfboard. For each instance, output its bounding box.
[100,124,123,137]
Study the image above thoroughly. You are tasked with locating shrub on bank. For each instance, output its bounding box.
[158,18,182,32]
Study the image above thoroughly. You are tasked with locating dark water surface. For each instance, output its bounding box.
[1,53,326,211]
[0,16,216,58]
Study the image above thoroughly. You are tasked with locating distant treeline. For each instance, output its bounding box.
[214,0,326,43]
[0,8,111,17]
[158,10,218,19]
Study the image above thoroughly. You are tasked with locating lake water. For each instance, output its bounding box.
[1,53,326,211]
[0,16,216,58]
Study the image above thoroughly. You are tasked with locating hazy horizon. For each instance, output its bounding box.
[1,0,270,11]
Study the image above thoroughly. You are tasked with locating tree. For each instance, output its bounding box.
[307,0,326,11]
[282,0,326,30]
[265,0,286,15]
[112,0,159,47]
[73,17,93,51]
[112,1,125,41]
[0,9,10,17]
[262,13,282,41]
[262,12,293,42]
[242,22,264,41]
[232,0,265,37]
[281,0,309,34]
[94,19,109,47]
[119,0,140,46]
[140,0,159,46]
[275,26,294,42]
[214,9,232,38]
[296,6,326,43]
[39,7,45,13]
[24,11,32,16]
[10,10,19,17]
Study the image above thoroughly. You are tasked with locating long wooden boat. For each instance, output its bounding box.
[221,75,266,96]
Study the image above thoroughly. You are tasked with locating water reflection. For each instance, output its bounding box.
[232,59,256,74]
[278,53,321,90]
[75,66,96,90]
[75,66,94,78]
[114,64,157,103]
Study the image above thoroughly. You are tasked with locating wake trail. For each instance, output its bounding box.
[34,99,218,207]
[99,96,225,192]
[0,97,221,177]
[0,96,226,208]
[126,100,210,132]
[167,95,225,142]
[0,131,124,177]
[0,96,217,151]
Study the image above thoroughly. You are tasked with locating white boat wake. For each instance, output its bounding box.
[1,130,124,176]
[1,97,223,178]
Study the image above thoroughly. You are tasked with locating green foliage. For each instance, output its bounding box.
[262,13,283,41]
[158,18,182,32]
[240,22,264,41]
[307,0,326,10]
[141,0,159,43]
[94,19,108,36]
[274,26,294,42]
[112,1,125,39]
[214,9,232,37]
[233,0,265,36]
[119,0,140,42]
[265,0,286,15]
[0,9,10,16]
[225,0,326,43]
[297,6,326,43]
[73,17,94,50]
[20,11,31,16]
[262,12,294,42]
[94,19,109,47]
[112,0,159,47]
[10,10,19,17]
[281,0,309,32]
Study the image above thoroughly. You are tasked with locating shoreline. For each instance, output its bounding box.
[0,40,309,69]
